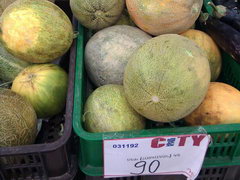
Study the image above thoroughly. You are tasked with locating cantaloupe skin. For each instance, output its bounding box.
[85,25,151,87]
[123,34,210,122]
[185,82,240,125]
[0,88,37,147]
[70,0,125,30]
[181,29,222,81]
[126,0,203,36]
[11,64,68,118]
[0,42,30,82]
[0,0,73,63]
[83,84,145,133]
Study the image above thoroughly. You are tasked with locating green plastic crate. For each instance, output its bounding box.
[73,1,240,176]
[203,0,240,90]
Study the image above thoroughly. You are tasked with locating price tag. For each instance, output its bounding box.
[103,134,211,179]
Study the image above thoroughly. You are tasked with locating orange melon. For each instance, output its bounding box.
[185,82,240,126]
[181,29,222,81]
[126,0,203,36]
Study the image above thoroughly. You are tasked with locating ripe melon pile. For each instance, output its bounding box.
[75,0,240,133]
[0,0,72,148]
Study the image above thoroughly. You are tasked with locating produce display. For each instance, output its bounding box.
[0,0,71,148]
[75,0,240,133]
[85,25,151,87]
[2,0,240,178]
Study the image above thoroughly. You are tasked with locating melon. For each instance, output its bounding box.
[185,82,240,125]
[0,0,55,15]
[83,84,145,133]
[115,9,135,26]
[126,0,203,36]
[70,0,125,30]
[0,0,56,10]
[0,88,37,147]
[181,29,222,81]
[0,0,74,63]
[11,64,68,118]
[0,42,30,82]
[123,34,210,122]
[85,25,151,87]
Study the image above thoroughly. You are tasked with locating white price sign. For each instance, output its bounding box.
[103,134,211,179]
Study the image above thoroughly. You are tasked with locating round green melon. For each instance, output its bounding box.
[123,34,211,122]
[83,84,145,133]
[0,0,73,63]
[0,88,37,147]
[11,64,68,118]
[85,25,151,87]
[70,0,125,30]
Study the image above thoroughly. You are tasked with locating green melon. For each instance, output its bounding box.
[0,0,73,63]
[11,64,68,118]
[0,88,37,147]
[83,84,145,133]
[0,42,30,82]
[85,25,151,87]
[70,0,125,30]
[123,34,211,122]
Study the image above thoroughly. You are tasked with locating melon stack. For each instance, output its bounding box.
[0,0,73,148]
[71,0,240,133]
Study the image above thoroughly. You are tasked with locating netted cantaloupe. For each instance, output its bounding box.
[70,0,125,30]
[126,0,203,36]
[0,0,74,63]
[83,84,145,133]
[181,29,222,81]
[123,34,211,122]
[0,88,37,147]
[85,25,151,87]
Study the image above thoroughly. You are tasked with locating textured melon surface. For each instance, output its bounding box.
[85,25,151,87]
[11,64,68,118]
[126,0,203,36]
[0,0,73,63]
[0,0,55,15]
[0,88,37,147]
[0,43,30,82]
[181,29,222,81]
[70,0,125,30]
[83,84,145,133]
[124,34,210,122]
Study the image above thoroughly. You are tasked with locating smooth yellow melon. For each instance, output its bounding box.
[181,29,222,81]
[185,82,240,125]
